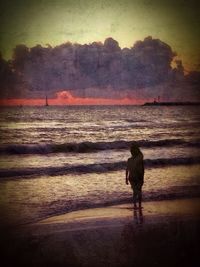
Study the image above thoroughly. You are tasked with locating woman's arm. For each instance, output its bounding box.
[125,164,129,185]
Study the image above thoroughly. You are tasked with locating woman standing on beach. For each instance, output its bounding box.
[126,143,144,209]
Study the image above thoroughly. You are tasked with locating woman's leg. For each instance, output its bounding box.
[138,185,142,208]
[132,185,137,208]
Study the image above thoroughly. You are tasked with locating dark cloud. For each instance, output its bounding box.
[0,52,26,98]
[0,36,199,101]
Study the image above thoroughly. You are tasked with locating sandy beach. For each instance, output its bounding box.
[1,197,199,267]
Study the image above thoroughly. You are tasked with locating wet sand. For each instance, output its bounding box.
[1,198,200,267]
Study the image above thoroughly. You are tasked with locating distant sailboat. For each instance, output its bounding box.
[45,95,49,106]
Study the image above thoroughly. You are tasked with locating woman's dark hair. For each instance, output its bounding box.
[130,142,141,156]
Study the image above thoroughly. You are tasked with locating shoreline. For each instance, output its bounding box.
[31,197,200,233]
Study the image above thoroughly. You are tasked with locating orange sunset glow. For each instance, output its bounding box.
[0,91,145,106]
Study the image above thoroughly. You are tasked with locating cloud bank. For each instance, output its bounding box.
[0,36,199,102]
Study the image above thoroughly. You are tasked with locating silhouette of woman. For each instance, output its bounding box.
[126,143,144,209]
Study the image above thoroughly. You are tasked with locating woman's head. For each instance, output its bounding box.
[130,142,140,156]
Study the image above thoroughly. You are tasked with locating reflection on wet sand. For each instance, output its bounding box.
[133,208,144,225]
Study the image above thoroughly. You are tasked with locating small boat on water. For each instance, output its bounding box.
[45,96,49,106]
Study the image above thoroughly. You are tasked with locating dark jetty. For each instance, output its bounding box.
[143,101,200,106]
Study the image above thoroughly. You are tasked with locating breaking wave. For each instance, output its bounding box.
[1,156,200,178]
[1,139,200,155]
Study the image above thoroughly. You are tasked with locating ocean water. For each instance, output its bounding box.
[0,105,200,225]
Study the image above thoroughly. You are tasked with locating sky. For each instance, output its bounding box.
[0,0,199,70]
[0,91,147,106]
[0,0,199,105]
